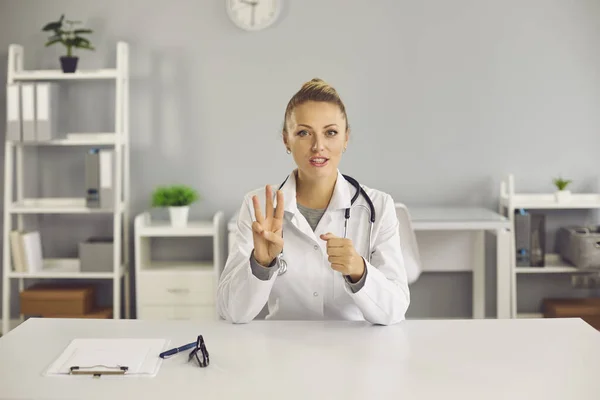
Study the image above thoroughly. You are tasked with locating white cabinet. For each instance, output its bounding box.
[134,211,224,321]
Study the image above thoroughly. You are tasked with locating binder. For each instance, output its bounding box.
[85,149,114,209]
[44,338,169,378]
[35,82,59,141]
[21,83,36,142]
[99,149,114,209]
[6,83,21,141]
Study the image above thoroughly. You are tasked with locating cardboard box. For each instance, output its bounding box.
[543,297,600,330]
[20,284,95,317]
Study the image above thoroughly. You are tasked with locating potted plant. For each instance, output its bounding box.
[151,185,200,227]
[42,14,94,73]
[553,176,572,202]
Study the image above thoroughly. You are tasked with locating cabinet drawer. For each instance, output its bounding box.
[138,273,214,306]
[138,305,216,321]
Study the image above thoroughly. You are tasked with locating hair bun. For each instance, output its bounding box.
[302,77,331,92]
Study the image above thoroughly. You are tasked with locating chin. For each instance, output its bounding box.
[301,164,337,179]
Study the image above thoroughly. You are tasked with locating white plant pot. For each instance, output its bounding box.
[554,190,571,203]
[169,206,189,227]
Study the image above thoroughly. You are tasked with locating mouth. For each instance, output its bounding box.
[309,157,329,167]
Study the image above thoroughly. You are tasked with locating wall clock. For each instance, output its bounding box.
[226,0,281,31]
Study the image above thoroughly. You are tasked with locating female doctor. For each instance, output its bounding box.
[217,78,410,325]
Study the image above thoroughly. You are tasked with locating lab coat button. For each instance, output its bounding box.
[313,245,319,250]
[313,292,319,297]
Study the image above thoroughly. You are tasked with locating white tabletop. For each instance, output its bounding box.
[406,206,510,230]
[1,317,599,400]
[228,206,510,231]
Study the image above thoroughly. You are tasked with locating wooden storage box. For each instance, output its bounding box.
[19,284,95,317]
[43,307,112,319]
[543,297,600,330]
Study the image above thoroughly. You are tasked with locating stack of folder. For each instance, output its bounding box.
[6,82,59,142]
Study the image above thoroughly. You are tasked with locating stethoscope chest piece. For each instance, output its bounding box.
[277,253,288,276]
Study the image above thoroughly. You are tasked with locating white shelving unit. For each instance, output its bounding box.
[134,211,224,321]
[1,42,131,334]
[499,174,600,318]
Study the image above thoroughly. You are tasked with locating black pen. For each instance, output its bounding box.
[159,342,196,359]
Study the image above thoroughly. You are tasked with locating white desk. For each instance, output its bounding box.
[227,206,512,319]
[1,318,599,399]
[406,207,512,319]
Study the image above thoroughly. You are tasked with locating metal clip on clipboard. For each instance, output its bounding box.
[69,365,129,377]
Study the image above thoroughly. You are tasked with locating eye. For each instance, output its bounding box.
[327,130,338,136]
[296,130,309,137]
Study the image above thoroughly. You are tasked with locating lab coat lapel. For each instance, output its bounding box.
[278,170,353,244]
[314,170,353,244]
[278,170,315,241]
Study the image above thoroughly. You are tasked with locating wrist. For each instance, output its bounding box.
[347,259,366,283]
[252,250,275,268]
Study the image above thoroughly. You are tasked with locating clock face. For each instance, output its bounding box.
[226,0,281,31]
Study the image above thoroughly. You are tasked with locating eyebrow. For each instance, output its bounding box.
[297,124,339,129]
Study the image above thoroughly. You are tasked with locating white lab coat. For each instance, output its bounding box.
[217,170,410,325]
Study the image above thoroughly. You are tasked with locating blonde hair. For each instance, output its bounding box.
[282,78,349,135]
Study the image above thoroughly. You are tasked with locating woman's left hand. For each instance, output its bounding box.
[320,233,366,282]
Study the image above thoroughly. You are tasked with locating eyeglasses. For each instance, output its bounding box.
[188,335,210,368]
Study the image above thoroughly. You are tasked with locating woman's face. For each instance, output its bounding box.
[284,101,348,182]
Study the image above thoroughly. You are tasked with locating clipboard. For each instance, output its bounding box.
[44,338,170,378]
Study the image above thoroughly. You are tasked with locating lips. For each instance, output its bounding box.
[309,157,329,167]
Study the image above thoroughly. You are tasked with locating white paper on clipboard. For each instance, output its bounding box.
[43,338,170,378]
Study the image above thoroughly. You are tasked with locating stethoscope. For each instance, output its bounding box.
[275,174,376,276]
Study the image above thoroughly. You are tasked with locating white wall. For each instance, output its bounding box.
[1,0,600,318]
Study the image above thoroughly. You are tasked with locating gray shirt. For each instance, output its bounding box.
[249,203,367,293]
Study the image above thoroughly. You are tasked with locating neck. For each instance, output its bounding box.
[295,170,337,209]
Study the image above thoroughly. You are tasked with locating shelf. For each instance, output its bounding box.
[13,133,118,146]
[8,258,125,279]
[139,261,215,274]
[12,69,119,81]
[9,198,123,214]
[515,254,596,274]
[141,261,215,272]
[501,193,600,210]
[516,313,543,319]
[137,221,216,237]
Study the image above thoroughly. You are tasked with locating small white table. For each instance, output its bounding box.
[227,206,512,319]
[1,318,599,400]
[406,207,512,319]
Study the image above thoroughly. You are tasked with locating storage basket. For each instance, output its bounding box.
[556,226,600,269]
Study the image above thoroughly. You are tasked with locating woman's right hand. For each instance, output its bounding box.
[251,185,285,267]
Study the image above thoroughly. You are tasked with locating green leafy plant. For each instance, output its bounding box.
[553,177,572,191]
[151,185,200,207]
[42,14,94,57]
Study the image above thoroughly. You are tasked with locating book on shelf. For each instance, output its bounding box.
[9,230,43,273]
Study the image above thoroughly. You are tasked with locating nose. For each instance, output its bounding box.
[311,136,324,152]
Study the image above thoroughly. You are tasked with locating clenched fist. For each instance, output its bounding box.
[320,233,365,282]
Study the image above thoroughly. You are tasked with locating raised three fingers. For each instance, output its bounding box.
[274,190,284,221]
[265,185,274,220]
[252,195,264,224]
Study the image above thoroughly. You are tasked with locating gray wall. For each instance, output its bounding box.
[1,0,600,320]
